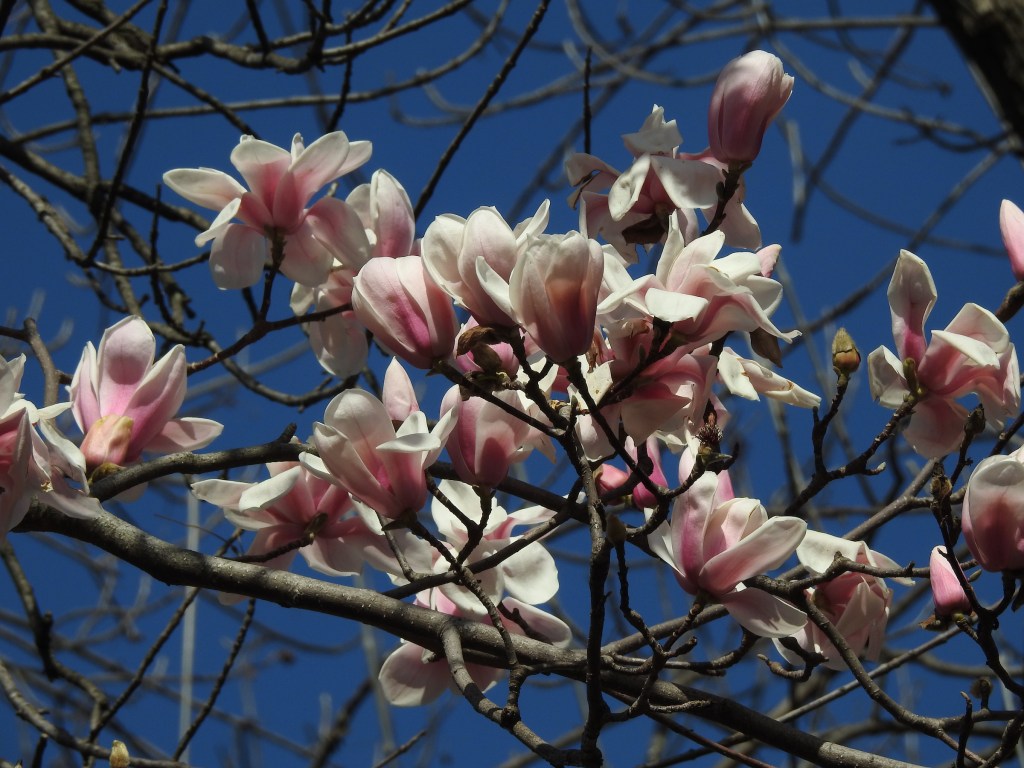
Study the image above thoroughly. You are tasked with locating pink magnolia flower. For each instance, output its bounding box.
[163,131,371,289]
[0,356,101,538]
[347,169,417,259]
[440,386,550,488]
[378,588,571,707]
[418,480,560,613]
[929,546,972,618]
[565,106,722,260]
[647,454,807,637]
[352,255,458,370]
[421,202,549,326]
[775,531,907,671]
[509,232,605,362]
[999,199,1024,282]
[191,458,418,579]
[867,251,1020,458]
[961,450,1024,572]
[599,228,798,358]
[596,436,668,510]
[302,384,456,521]
[708,50,794,166]
[69,317,223,475]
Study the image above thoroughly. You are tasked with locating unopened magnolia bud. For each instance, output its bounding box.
[831,328,860,381]
[110,740,130,768]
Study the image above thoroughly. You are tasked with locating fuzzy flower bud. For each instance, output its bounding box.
[832,327,860,384]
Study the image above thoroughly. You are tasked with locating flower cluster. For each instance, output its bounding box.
[10,48,1024,720]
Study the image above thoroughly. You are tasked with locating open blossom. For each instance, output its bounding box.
[191,458,420,580]
[565,106,724,260]
[378,588,571,707]
[302,382,456,521]
[69,317,222,476]
[708,50,794,166]
[163,131,371,289]
[867,251,1020,458]
[961,449,1024,572]
[647,453,807,637]
[599,227,798,357]
[775,531,908,670]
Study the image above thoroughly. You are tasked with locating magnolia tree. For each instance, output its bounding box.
[1,3,1023,768]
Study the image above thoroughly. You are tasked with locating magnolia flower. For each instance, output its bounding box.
[565,106,722,260]
[999,199,1024,282]
[867,251,1020,458]
[191,458,415,579]
[708,50,794,166]
[961,450,1024,572]
[302,384,456,521]
[421,202,549,326]
[418,480,560,613]
[775,531,907,671]
[163,131,371,288]
[378,588,571,707]
[347,169,417,260]
[599,228,798,358]
[352,255,458,370]
[0,355,101,538]
[717,347,820,408]
[69,317,222,476]
[509,232,605,362]
[440,387,549,488]
[929,546,972,618]
[647,454,807,637]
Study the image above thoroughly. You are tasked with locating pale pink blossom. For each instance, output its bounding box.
[378,588,571,707]
[708,50,793,166]
[999,199,1024,282]
[647,454,807,637]
[599,228,798,357]
[347,169,417,260]
[509,232,605,362]
[191,458,416,579]
[776,531,906,670]
[929,546,971,618]
[596,436,668,510]
[420,480,560,613]
[961,450,1024,572]
[302,386,456,521]
[352,255,458,370]
[867,251,1020,458]
[441,386,548,488]
[421,202,549,326]
[163,132,371,288]
[0,356,101,537]
[717,347,820,408]
[565,106,722,260]
[69,317,222,475]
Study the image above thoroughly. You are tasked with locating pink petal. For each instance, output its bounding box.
[210,225,266,289]
[719,587,807,638]
[94,317,156,417]
[887,250,935,363]
[162,168,246,210]
[700,514,806,594]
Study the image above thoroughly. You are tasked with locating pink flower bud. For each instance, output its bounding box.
[929,546,971,618]
[999,199,1024,282]
[708,51,794,165]
[509,232,604,363]
[352,256,458,369]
